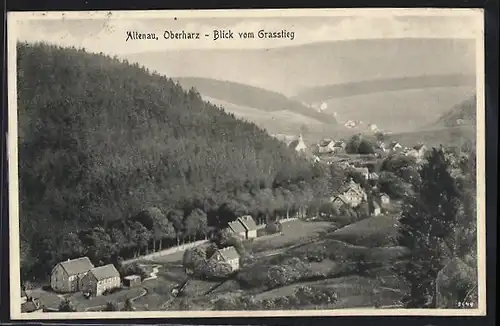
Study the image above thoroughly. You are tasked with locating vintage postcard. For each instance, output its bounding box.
[7,8,486,320]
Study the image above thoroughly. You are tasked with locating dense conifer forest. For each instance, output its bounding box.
[17,42,334,280]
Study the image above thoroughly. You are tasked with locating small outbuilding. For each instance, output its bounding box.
[123,275,142,288]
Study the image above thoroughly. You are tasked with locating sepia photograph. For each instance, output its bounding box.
[7,9,485,319]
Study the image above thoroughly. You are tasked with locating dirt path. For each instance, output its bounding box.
[140,264,162,281]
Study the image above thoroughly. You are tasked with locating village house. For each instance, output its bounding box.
[380,193,390,205]
[389,141,403,152]
[368,123,378,132]
[330,179,367,208]
[407,144,428,162]
[123,275,141,288]
[227,219,247,238]
[368,172,379,181]
[352,167,370,180]
[317,139,336,154]
[50,256,95,293]
[288,134,308,153]
[332,140,347,153]
[21,297,43,313]
[237,215,258,239]
[210,246,241,271]
[79,264,121,297]
[376,141,387,152]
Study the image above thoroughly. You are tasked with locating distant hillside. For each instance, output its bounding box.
[318,86,476,133]
[294,74,476,103]
[433,96,477,128]
[125,38,476,96]
[174,77,338,125]
[17,42,325,279]
[201,96,326,136]
[386,125,475,149]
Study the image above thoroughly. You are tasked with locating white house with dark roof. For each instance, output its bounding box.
[317,139,336,153]
[330,179,367,208]
[210,246,241,271]
[237,215,258,239]
[79,264,121,297]
[50,257,95,293]
[227,219,247,238]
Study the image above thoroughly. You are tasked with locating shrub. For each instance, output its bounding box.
[265,222,282,234]
[104,301,119,311]
[182,246,207,272]
[203,259,233,280]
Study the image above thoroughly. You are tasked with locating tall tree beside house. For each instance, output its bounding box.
[396,147,462,308]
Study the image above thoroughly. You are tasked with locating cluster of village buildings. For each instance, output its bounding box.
[286,134,428,164]
[21,215,261,313]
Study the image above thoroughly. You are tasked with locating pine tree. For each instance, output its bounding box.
[396,147,461,307]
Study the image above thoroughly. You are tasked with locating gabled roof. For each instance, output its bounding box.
[56,257,94,276]
[216,246,240,261]
[413,144,426,151]
[319,139,334,147]
[88,264,120,281]
[228,220,246,234]
[237,215,258,231]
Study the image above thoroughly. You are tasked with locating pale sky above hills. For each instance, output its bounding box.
[10,9,482,55]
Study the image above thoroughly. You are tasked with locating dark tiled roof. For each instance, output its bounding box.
[238,215,258,231]
[58,257,94,276]
[89,264,120,281]
[217,246,240,261]
[320,140,334,147]
[228,220,246,234]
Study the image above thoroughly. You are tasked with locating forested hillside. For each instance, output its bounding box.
[17,42,333,280]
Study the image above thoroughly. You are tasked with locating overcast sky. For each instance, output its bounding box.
[10,9,482,55]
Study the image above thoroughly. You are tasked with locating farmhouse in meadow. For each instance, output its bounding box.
[237,215,258,239]
[330,179,367,208]
[79,264,121,297]
[210,246,241,271]
[50,257,95,293]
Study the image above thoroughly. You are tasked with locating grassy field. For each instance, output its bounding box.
[330,214,401,247]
